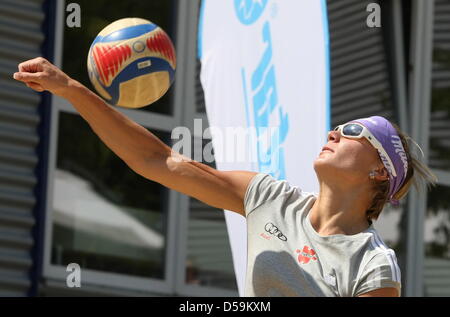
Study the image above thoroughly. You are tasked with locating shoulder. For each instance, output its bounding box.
[243,173,313,217]
[354,229,402,296]
[244,173,292,195]
[365,229,400,273]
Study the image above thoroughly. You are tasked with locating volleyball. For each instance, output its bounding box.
[87,18,176,108]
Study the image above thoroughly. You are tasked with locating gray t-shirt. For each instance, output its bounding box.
[244,173,401,297]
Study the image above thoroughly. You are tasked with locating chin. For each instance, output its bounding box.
[313,158,328,173]
[313,155,329,167]
[313,158,338,178]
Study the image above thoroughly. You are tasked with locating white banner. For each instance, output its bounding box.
[198,0,330,295]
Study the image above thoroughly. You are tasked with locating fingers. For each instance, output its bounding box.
[13,72,43,83]
[25,82,45,92]
[14,57,48,84]
[13,67,45,92]
[14,57,66,95]
[18,57,48,73]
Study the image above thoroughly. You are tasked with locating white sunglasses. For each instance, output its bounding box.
[333,123,397,177]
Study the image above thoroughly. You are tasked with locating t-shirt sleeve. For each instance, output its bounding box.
[243,173,295,217]
[354,253,402,297]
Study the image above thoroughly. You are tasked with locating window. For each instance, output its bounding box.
[43,0,238,296]
[44,0,180,294]
[424,185,450,296]
[51,112,169,280]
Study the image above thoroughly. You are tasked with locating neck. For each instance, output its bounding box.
[309,180,372,236]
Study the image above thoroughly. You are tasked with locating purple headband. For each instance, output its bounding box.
[350,116,408,206]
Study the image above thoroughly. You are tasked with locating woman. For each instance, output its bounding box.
[13,57,437,297]
[244,118,436,297]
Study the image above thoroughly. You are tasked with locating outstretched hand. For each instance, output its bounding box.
[13,57,73,97]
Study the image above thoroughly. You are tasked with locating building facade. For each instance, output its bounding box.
[0,0,448,297]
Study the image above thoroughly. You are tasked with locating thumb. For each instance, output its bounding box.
[26,82,45,92]
[13,72,42,83]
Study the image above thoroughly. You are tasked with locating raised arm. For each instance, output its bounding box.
[13,57,256,216]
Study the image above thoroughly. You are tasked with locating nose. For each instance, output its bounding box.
[327,130,341,142]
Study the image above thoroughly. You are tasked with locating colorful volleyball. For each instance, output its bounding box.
[87,18,176,108]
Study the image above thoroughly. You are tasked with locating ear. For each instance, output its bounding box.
[374,167,389,181]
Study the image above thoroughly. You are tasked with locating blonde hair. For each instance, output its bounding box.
[366,122,438,222]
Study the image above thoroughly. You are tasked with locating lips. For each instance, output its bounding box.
[321,146,334,153]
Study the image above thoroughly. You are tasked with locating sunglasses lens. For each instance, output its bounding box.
[342,124,363,136]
